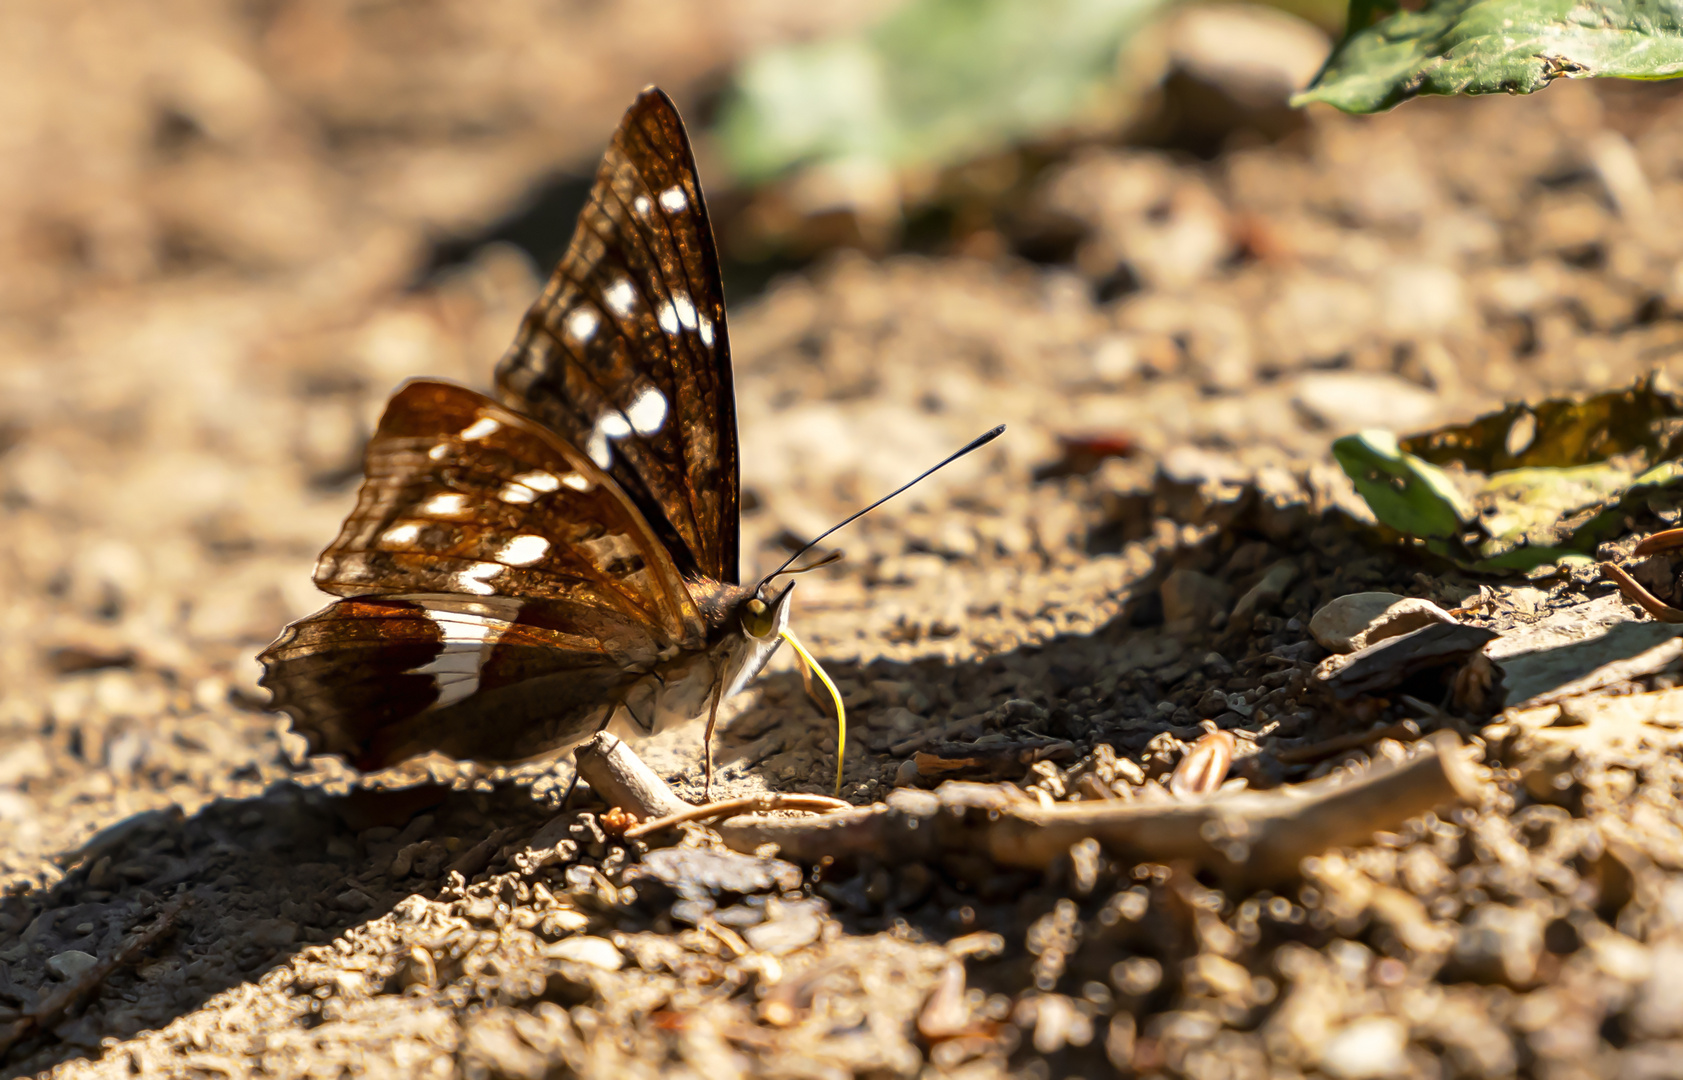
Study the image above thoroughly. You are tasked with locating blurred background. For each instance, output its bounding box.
[3,0,1683,865]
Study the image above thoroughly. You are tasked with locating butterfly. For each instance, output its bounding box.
[259,87,1000,797]
[259,87,827,793]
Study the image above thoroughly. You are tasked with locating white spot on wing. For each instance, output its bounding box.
[626,387,668,435]
[672,293,697,330]
[633,194,652,217]
[379,523,421,548]
[604,279,637,317]
[657,301,679,335]
[460,416,500,441]
[587,429,611,469]
[512,470,560,493]
[698,314,715,348]
[422,493,469,517]
[428,444,451,462]
[659,186,688,213]
[413,609,505,709]
[497,535,550,567]
[566,307,599,343]
[497,482,536,505]
[561,473,591,492]
[585,390,656,464]
[456,561,502,596]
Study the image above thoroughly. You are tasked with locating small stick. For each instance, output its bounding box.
[1635,528,1683,555]
[1600,561,1683,623]
[624,794,848,840]
[888,712,993,756]
[1168,730,1235,796]
[1275,719,1421,765]
[572,732,691,820]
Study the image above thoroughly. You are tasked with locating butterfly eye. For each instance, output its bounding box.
[742,597,773,638]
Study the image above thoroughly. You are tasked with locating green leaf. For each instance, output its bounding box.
[1295,0,1683,114]
[1332,430,1473,541]
[716,0,1168,183]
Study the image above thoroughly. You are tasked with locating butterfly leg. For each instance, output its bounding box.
[701,676,725,802]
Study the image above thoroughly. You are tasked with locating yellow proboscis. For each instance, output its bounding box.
[780,628,846,796]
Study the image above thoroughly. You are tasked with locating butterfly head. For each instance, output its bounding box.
[741,582,793,641]
[720,580,794,701]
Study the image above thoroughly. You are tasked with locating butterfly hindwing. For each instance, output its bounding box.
[495,87,739,584]
[260,595,665,767]
[313,378,700,646]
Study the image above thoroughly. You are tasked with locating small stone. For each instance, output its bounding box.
[0,743,50,787]
[540,908,590,938]
[628,846,802,896]
[542,935,622,970]
[1589,931,1651,983]
[1159,569,1232,631]
[895,759,921,787]
[1293,372,1441,434]
[1320,1016,1409,1079]
[247,919,298,949]
[1447,903,1545,988]
[1310,592,1455,654]
[47,949,99,981]
[334,889,374,912]
[743,905,823,955]
[1630,944,1683,1036]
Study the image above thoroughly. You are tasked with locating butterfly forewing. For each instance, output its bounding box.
[314,379,700,646]
[495,87,739,584]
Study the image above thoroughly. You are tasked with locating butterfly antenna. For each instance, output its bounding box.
[758,424,1006,589]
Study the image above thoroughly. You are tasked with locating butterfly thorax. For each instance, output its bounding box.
[620,577,792,737]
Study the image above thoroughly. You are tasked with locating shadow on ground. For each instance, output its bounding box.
[0,777,561,1076]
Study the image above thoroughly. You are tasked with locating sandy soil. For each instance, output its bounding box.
[7,2,1683,1077]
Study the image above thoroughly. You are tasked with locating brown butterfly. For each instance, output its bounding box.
[259,88,999,794]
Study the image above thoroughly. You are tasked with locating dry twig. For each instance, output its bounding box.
[888,712,993,756]
[712,732,1482,887]
[1275,719,1422,765]
[1634,528,1683,555]
[1600,560,1683,623]
[623,795,850,840]
[1168,730,1235,795]
[572,732,692,819]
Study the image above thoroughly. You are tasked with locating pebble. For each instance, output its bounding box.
[541,936,623,970]
[1630,943,1683,1037]
[1310,592,1455,654]
[1319,1016,1409,1079]
[47,949,100,980]
[1292,372,1441,434]
[1448,903,1545,988]
[1159,569,1232,630]
[743,906,823,955]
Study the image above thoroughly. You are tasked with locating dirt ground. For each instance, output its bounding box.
[8,2,1683,1078]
